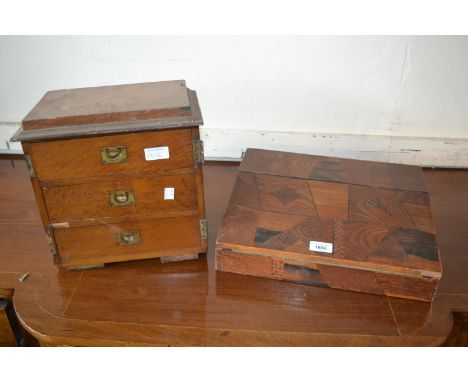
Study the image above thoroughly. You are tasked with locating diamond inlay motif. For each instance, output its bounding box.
[272,186,299,204]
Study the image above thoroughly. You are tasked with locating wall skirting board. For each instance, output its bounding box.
[0,123,22,154]
[201,128,468,168]
[2,123,468,167]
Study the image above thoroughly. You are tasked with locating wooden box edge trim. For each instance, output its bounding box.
[215,242,442,280]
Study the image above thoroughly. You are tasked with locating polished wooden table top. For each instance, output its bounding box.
[0,155,467,346]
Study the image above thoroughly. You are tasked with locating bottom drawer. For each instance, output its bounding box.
[54,216,203,268]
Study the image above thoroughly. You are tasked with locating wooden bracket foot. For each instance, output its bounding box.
[66,263,105,271]
[160,254,198,264]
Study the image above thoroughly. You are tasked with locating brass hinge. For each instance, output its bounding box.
[24,154,35,177]
[46,233,57,256]
[199,219,208,241]
[193,139,205,164]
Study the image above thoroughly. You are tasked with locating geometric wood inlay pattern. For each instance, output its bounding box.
[217,148,441,301]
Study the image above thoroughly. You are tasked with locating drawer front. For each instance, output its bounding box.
[30,129,194,181]
[54,216,201,262]
[43,173,198,225]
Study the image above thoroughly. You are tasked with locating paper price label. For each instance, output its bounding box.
[309,241,333,254]
[144,146,170,161]
[164,187,175,200]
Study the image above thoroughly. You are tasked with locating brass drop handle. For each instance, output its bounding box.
[117,230,141,246]
[108,190,135,207]
[121,232,135,243]
[107,147,122,159]
[100,146,128,164]
[114,192,128,204]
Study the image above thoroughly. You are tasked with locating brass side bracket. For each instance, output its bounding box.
[200,219,208,240]
[193,140,205,164]
[46,233,57,256]
[25,155,35,177]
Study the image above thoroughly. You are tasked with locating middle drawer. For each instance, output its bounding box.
[43,172,198,226]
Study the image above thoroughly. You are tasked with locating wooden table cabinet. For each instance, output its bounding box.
[11,80,207,269]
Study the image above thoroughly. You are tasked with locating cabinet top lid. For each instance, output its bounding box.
[13,80,203,142]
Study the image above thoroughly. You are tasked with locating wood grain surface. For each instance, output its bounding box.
[23,126,204,267]
[240,149,428,192]
[29,129,194,182]
[43,172,198,226]
[0,156,467,345]
[54,216,201,265]
[217,149,441,301]
[12,89,204,143]
[22,80,191,130]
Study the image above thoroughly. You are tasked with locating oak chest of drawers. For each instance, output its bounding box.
[12,80,207,269]
[216,148,442,301]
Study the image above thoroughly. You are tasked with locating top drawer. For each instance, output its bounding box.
[29,129,194,182]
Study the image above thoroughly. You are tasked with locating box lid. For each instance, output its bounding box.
[12,80,203,142]
[216,149,441,280]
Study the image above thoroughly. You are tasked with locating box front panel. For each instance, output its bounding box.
[215,248,439,301]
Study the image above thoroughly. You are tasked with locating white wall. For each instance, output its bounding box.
[1,36,468,166]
